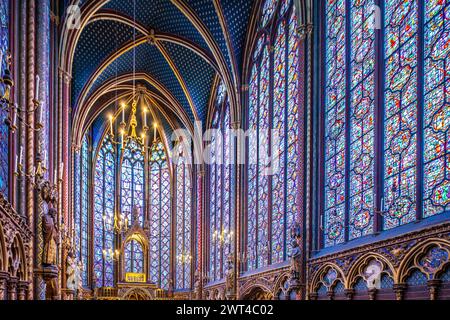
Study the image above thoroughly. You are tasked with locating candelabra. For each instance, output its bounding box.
[108,85,159,154]
[1,51,44,136]
[1,50,58,185]
[177,253,193,265]
[212,229,234,248]
[103,212,129,234]
[102,248,120,262]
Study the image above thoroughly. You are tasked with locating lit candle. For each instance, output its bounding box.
[109,115,114,136]
[59,162,64,181]
[54,168,57,185]
[35,75,40,101]
[143,108,147,127]
[15,155,18,173]
[43,150,47,165]
[19,146,23,166]
[153,122,157,142]
[12,103,17,128]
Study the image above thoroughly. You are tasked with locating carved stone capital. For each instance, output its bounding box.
[231,121,241,130]
[368,288,378,301]
[0,272,8,300]
[58,68,72,84]
[7,276,18,300]
[427,280,441,301]
[197,169,206,178]
[393,284,406,301]
[308,292,318,301]
[344,288,354,300]
[17,281,29,300]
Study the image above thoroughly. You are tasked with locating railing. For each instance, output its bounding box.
[97,287,119,300]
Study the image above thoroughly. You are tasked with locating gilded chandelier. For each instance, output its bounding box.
[108,85,158,154]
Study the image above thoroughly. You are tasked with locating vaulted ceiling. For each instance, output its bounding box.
[69,0,255,146]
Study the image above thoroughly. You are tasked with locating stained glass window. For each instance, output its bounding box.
[125,239,144,274]
[423,0,450,217]
[261,0,277,27]
[208,83,234,282]
[349,0,375,239]
[93,136,115,287]
[73,134,90,287]
[322,1,450,248]
[383,0,418,230]
[74,148,81,261]
[175,150,192,290]
[0,0,9,197]
[149,141,171,289]
[80,136,90,285]
[324,0,347,248]
[246,0,302,270]
[121,139,145,226]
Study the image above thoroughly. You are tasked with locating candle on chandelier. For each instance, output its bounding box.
[54,168,57,185]
[15,154,18,173]
[12,103,17,128]
[153,122,157,142]
[59,162,64,181]
[122,103,126,123]
[109,114,114,136]
[35,75,40,101]
[143,107,147,127]
[19,146,23,167]
[43,150,47,166]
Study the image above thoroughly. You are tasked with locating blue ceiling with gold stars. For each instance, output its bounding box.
[71,0,255,134]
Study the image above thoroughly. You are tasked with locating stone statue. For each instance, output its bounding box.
[40,180,57,206]
[66,252,76,291]
[42,207,59,266]
[76,260,84,300]
[225,255,235,297]
[288,224,302,281]
[193,271,200,299]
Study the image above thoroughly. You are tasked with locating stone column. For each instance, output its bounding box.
[194,167,204,299]
[17,281,29,300]
[231,121,240,300]
[35,0,53,300]
[344,289,354,300]
[7,277,18,300]
[368,288,378,301]
[26,0,37,301]
[428,280,441,301]
[393,284,406,301]
[0,271,9,300]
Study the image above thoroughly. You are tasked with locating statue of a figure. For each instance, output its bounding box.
[42,207,59,266]
[40,180,57,206]
[77,260,84,300]
[288,224,302,280]
[193,271,200,299]
[66,252,76,291]
[225,255,235,296]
